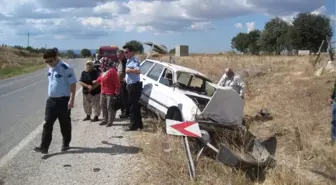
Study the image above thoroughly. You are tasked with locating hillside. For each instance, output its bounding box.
[132,54,336,185]
[0,46,44,79]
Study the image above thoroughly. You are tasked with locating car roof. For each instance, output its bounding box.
[144,59,211,81]
[99,46,118,49]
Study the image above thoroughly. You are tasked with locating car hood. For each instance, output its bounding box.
[200,83,244,126]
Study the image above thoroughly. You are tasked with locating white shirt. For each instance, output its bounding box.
[218,73,245,97]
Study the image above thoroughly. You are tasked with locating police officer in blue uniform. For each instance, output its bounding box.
[34,49,77,154]
[122,44,143,131]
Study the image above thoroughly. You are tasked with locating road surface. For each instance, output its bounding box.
[0,59,141,185]
[0,59,85,159]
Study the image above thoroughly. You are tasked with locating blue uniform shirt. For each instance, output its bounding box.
[125,56,140,85]
[48,61,77,97]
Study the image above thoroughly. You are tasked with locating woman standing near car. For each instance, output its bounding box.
[91,60,120,127]
[79,61,101,122]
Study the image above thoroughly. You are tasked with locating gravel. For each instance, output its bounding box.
[0,93,143,185]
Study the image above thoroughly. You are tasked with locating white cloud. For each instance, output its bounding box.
[246,22,255,33]
[311,6,326,15]
[235,23,243,28]
[0,0,329,42]
[331,15,336,22]
[279,5,327,24]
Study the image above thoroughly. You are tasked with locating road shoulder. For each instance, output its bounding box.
[0,93,145,185]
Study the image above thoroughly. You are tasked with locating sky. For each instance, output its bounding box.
[0,0,335,53]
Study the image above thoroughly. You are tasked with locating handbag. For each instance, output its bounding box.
[112,94,122,111]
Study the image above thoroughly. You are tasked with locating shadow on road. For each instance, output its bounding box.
[41,142,141,160]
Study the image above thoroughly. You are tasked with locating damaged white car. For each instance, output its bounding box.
[139,44,244,126]
[138,42,277,174]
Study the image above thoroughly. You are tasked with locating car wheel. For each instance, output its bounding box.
[164,107,183,133]
[165,107,182,121]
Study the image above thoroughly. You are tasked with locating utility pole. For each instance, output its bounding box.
[27,33,30,47]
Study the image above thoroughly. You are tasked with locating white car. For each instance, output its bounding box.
[139,59,245,126]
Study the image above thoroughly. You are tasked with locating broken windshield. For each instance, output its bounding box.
[176,71,216,96]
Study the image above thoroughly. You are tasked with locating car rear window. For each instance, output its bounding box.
[140,60,154,75]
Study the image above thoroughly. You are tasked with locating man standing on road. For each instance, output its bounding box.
[218,68,245,99]
[117,50,130,118]
[123,44,143,131]
[79,61,101,122]
[34,49,77,154]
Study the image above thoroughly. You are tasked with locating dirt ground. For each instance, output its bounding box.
[0,46,44,78]
[131,54,336,185]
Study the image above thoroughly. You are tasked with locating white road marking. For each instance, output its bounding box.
[0,69,46,89]
[0,87,83,169]
[0,79,45,98]
[0,59,80,89]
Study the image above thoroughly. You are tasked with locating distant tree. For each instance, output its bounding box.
[66,50,76,58]
[231,33,250,53]
[124,40,144,53]
[169,48,176,54]
[247,29,261,55]
[259,17,291,55]
[80,48,91,57]
[290,13,333,53]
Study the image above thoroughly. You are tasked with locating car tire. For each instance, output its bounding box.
[165,107,182,121]
[164,107,182,134]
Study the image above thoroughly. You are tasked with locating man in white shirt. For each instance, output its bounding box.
[218,68,245,98]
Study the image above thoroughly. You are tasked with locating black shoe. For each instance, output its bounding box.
[91,116,99,122]
[83,115,91,121]
[106,123,113,127]
[99,121,107,125]
[119,114,129,119]
[61,146,70,152]
[34,146,48,154]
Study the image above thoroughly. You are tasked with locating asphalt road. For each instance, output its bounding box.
[0,58,86,159]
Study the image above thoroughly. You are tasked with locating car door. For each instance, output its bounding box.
[143,63,166,115]
[139,60,155,107]
[155,67,180,115]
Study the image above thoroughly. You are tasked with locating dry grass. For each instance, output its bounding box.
[131,53,336,185]
[0,46,44,79]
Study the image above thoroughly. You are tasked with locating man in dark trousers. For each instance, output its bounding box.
[34,49,77,154]
[123,44,143,131]
[117,50,129,118]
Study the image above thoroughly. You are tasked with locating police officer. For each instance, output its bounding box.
[34,49,77,154]
[117,50,129,118]
[122,44,143,131]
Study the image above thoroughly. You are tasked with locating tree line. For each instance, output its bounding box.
[231,13,333,55]
[6,40,173,59]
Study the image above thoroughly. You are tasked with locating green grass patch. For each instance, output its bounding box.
[0,63,46,79]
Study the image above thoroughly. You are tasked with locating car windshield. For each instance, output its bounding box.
[175,71,216,96]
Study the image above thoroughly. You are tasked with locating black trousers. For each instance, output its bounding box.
[40,97,71,150]
[120,82,129,115]
[127,82,143,129]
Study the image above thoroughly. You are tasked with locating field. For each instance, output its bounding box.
[132,53,336,185]
[0,46,44,79]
